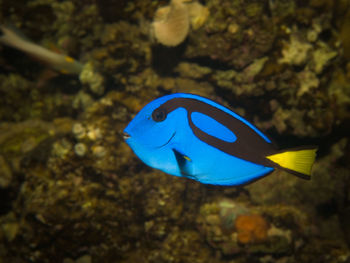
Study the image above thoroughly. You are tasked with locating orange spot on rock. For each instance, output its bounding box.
[235,214,269,244]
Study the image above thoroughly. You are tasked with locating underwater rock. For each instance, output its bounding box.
[0,212,20,243]
[188,1,209,30]
[92,21,151,78]
[339,9,350,60]
[246,137,350,249]
[147,229,211,263]
[72,123,86,139]
[197,198,302,256]
[235,214,269,244]
[74,143,87,157]
[174,62,211,79]
[51,138,73,158]
[0,119,69,163]
[311,43,338,74]
[184,0,275,69]
[96,0,129,23]
[297,68,319,97]
[279,34,312,66]
[1,0,350,262]
[236,56,268,83]
[218,199,249,231]
[72,91,94,111]
[328,69,350,122]
[91,145,106,158]
[76,254,92,263]
[1,221,19,242]
[0,155,12,188]
[79,62,105,95]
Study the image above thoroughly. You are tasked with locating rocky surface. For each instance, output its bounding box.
[0,0,350,262]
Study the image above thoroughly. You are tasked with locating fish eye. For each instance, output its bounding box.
[152,108,167,122]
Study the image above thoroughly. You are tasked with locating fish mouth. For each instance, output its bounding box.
[122,132,131,140]
[156,132,176,149]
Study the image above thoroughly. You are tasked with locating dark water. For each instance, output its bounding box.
[0,0,350,262]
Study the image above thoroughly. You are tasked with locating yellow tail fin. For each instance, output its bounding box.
[266,148,317,178]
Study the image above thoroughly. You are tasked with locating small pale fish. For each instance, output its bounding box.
[0,25,82,74]
[123,93,317,186]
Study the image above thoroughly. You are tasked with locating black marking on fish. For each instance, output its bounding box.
[156,131,176,148]
[155,97,277,167]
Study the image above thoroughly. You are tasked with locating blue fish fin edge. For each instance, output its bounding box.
[199,167,275,186]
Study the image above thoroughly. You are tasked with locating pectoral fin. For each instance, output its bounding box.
[172,149,194,178]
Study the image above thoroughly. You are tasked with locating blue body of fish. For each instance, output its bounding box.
[123,93,316,186]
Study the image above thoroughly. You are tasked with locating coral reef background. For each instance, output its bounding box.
[0,0,350,262]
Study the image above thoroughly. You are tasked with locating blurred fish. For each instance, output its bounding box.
[0,25,82,74]
[123,93,317,186]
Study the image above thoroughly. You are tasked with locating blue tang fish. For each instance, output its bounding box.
[123,93,317,186]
